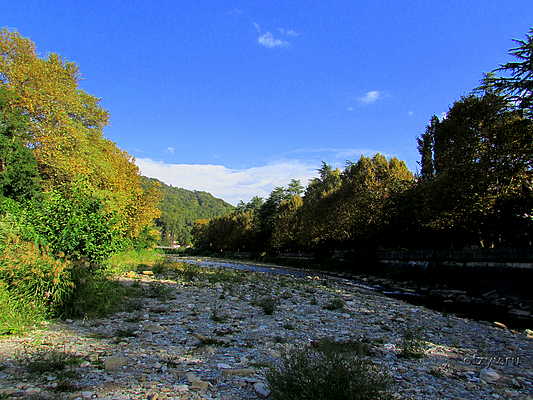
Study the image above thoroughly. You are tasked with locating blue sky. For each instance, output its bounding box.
[3,1,532,203]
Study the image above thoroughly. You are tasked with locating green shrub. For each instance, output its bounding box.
[61,267,135,318]
[0,227,75,316]
[26,184,126,263]
[267,347,392,400]
[255,296,277,315]
[398,327,426,359]
[323,297,345,311]
[25,349,83,374]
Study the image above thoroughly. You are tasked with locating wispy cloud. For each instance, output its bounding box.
[136,158,316,205]
[358,90,382,104]
[408,111,414,116]
[253,22,295,48]
[258,32,289,48]
[166,147,175,154]
[278,28,300,37]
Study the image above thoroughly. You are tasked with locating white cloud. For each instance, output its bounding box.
[166,147,175,154]
[408,111,414,116]
[258,32,289,48]
[347,106,354,112]
[358,90,381,104]
[252,22,261,33]
[136,158,316,205]
[278,28,300,37]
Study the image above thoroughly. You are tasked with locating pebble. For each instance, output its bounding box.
[0,264,531,400]
[254,382,271,398]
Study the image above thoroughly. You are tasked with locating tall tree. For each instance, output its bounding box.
[0,29,160,239]
[480,28,533,116]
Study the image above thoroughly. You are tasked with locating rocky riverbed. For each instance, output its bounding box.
[0,263,532,400]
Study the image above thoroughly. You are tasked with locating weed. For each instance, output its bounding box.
[145,283,174,300]
[283,322,295,330]
[194,333,228,347]
[206,268,246,284]
[210,308,228,323]
[114,327,137,338]
[255,296,277,315]
[25,350,83,374]
[266,347,392,400]
[51,379,81,392]
[0,282,42,335]
[323,297,345,311]
[273,335,287,344]
[106,249,164,276]
[398,327,426,359]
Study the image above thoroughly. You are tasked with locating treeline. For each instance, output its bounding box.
[193,29,533,256]
[0,29,161,328]
[142,177,234,245]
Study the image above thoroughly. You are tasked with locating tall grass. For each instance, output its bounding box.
[0,282,43,335]
[105,248,164,276]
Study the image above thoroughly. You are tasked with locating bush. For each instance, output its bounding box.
[255,296,277,315]
[398,327,426,359]
[0,225,75,316]
[267,347,392,400]
[323,297,345,311]
[60,266,135,318]
[26,184,126,263]
[0,282,42,335]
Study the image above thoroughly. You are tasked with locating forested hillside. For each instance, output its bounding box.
[142,177,234,245]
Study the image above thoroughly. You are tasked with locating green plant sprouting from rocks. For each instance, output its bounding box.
[399,327,427,359]
[266,345,392,400]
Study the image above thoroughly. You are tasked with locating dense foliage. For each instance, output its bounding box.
[0,29,162,331]
[193,30,532,256]
[143,177,234,245]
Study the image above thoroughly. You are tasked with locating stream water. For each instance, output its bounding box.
[171,256,532,330]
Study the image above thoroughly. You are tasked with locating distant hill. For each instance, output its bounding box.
[142,177,234,245]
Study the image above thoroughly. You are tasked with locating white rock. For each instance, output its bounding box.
[480,368,501,383]
[254,382,271,398]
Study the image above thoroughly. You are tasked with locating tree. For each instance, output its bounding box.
[0,29,160,240]
[0,87,41,201]
[413,93,532,246]
[480,28,533,116]
[416,116,437,180]
[287,179,304,196]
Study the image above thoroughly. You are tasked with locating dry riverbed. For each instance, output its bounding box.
[0,264,532,400]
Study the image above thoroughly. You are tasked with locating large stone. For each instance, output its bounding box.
[104,356,128,371]
[222,368,256,376]
[254,383,271,398]
[480,368,501,383]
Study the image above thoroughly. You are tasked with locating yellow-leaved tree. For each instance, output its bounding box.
[0,28,160,239]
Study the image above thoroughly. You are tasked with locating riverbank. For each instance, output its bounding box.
[172,256,533,330]
[0,261,532,399]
